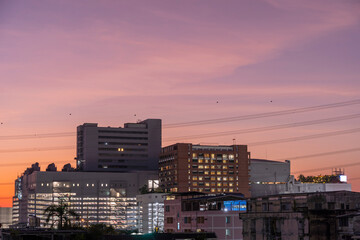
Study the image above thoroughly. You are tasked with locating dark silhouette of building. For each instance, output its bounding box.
[76,119,161,172]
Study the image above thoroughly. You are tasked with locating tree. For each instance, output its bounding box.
[44,199,80,229]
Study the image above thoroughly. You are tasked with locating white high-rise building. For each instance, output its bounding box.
[12,163,158,229]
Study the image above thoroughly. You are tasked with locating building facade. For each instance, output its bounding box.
[76,119,161,172]
[159,144,250,197]
[136,193,166,233]
[0,207,12,228]
[240,191,360,240]
[164,192,246,240]
[12,163,158,229]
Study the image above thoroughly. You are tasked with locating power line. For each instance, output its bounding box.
[164,113,360,141]
[0,183,12,186]
[1,127,359,154]
[0,160,72,167]
[0,132,75,140]
[1,99,360,141]
[276,148,360,161]
[164,98,360,128]
[292,161,360,174]
[248,127,360,146]
[0,146,74,153]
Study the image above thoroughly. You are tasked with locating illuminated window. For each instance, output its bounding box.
[205,182,210,187]
[211,189,216,193]
[193,182,198,186]
[211,154,215,159]
[211,182,216,186]
[229,154,234,160]
[217,188,222,192]
[223,182,228,186]
[192,176,198,181]
[217,171,222,175]
[204,171,209,175]
[223,171,227,175]
[198,177,203,181]
[198,165,204,169]
[217,183,222,187]
[223,177,228,181]
[199,159,203,163]
[223,166,228,169]
[211,176,216,181]
[117,148,124,152]
[211,171,216,175]
[229,183,233,187]
[217,177,222,181]
[193,153,197,159]
[229,188,234,192]
[204,165,209,169]
[211,165,215,169]
[229,177,234,181]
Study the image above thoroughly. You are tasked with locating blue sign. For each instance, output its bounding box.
[223,200,246,211]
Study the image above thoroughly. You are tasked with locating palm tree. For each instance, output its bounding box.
[44,199,79,229]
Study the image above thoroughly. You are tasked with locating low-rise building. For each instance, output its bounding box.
[164,192,246,240]
[240,191,360,240]
[249,159,351,197]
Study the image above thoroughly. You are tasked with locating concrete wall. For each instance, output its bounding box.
[250,159,290,183]
[0,207,12,228]
[251,180,351,198]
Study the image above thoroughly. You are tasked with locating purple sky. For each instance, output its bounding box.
[0,0,360,206]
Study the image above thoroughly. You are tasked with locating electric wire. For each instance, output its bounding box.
[164,113,360,141]
[292,161,360,174]
[0,146,74,153]
[164,98,360,128]
[248,127,360,146]
[275,148,360,161]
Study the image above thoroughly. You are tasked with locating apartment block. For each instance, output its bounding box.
[159,144,250,197]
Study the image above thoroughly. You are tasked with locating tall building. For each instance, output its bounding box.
[76,119,161,172]
[159,144,250,197]
[12,163,158,229]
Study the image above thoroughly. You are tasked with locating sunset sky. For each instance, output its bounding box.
[1,0,360,207]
